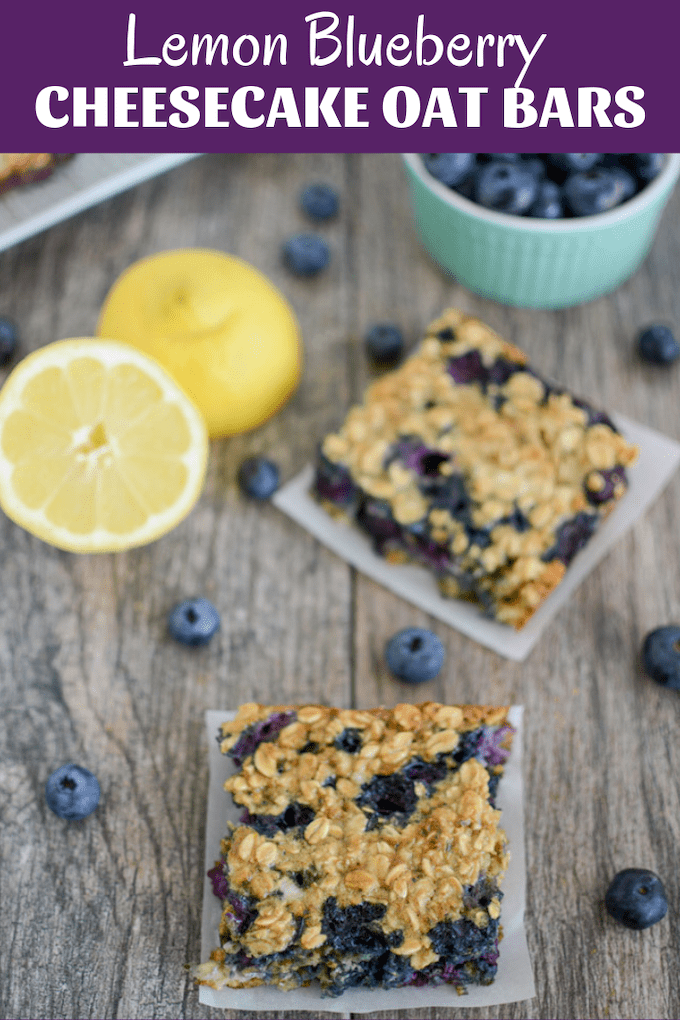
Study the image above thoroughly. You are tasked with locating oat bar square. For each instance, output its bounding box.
[313,309,637,628]
[195,701,514,998]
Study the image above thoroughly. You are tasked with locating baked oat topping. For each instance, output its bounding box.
[196,701,514,997]
[313,308,638,628]
[0,154,72,195]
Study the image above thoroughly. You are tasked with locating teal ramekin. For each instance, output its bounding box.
[402,153,680,309]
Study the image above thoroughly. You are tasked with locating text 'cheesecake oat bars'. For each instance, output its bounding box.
[195,701,514,998]
[312,309,638,629]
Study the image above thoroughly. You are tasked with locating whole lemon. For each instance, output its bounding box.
[98,249,302,438]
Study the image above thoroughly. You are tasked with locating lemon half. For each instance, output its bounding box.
[0,338,209,552]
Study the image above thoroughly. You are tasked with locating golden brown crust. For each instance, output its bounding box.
[0,154,72,195]
[197,701,514,991]
[316,308,637,628]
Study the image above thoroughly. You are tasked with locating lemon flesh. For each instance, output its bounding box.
[97,249,302,439]
[0,339,208,552]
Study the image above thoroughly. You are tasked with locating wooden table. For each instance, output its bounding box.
[1,153,679,1020]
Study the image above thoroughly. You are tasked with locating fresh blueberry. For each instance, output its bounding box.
[642,626,680,689]
[0,316,19,365]
[605,869,668,930]
[638,325,680,365]
[365,323,404,366]
[422,153,476,189]
[385,627,445,683]
[300,182,339,221]
[168,597,220,646]
[474,161,539,215]
[282,234,330,276]
[45,763,100,821]
[238,456,280,499]
[548,153,601,174]
[529,180,564,219]
[622,153,665,182]
[564,168,636,216]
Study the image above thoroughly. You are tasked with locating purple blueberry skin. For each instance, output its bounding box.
[45,763,100,821]
[605,868,668,929]
[642,626,680,690]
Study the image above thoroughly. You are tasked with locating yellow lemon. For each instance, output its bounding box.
[97,248,302,439]
[0,338,208,553]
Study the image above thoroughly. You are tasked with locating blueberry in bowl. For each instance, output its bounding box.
[403,152,680,308]
[605,868,668,930]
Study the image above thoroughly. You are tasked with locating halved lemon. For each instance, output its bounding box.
[0,338,209,552]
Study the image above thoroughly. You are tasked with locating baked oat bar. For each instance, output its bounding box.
[313,308,638,628]
[196,701,514,997]
[0,154,72,195]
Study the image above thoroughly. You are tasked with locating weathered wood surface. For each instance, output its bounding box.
[1,153,680,1020]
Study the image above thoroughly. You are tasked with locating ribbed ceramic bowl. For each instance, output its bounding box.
[402,153,680,309]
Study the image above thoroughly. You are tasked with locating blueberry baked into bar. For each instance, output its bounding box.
[0,154,72,195]
[196,701,514,997]
[313,308,638,628]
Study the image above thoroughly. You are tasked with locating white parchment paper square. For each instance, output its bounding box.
[272,415,680,661]
[199,706,534,1012]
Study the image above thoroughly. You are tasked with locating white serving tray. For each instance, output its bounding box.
[0,153,201,252]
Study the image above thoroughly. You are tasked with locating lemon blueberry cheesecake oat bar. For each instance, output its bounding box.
[196,701,514,997]
[313,308,637,628]
[0,154,72,195]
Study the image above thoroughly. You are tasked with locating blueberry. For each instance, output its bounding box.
[638,325,680,365]
[0,317,18,365]
[622,153,665,182]
[564,168,636,216]
[45,763,100,821]
[168,597,220,646]
[282,233,330,276]
[548,153,601,174]
[385,627,445,683]
[300,182,339,221]
[422,153,476,189]
[238,456,280,499]
[529,180,564,219]
[474,161,539,215]
[605,869,668,930]
[642,626,680,689]
[365,323,404,366]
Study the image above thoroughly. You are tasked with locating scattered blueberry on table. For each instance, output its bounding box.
[300,183,340,221]
[641,626,680,689]
[282,233,330,276]
[385,627,445,683]
[421,154,665,219]
[168,597,220,646]
[45,763,100,821]
[365,323,405,367]
[238,456,280,500]
[637,325,680,365]
[0,316,19,365]
[605,868,668,930]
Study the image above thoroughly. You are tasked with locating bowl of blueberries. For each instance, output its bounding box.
[402,153,680,309]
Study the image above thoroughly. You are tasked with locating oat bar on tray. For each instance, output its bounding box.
[196,701,514,997]
[313,309,637,628]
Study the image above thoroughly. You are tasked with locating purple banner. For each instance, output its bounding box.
[2,0,677,151]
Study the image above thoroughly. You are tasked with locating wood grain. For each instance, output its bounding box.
[1,153,679,1020]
